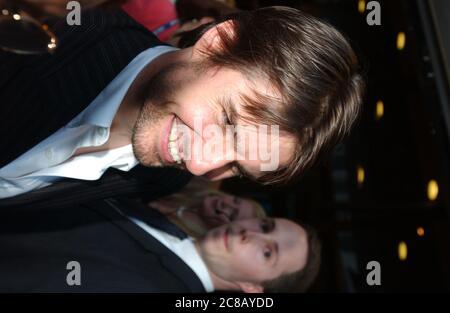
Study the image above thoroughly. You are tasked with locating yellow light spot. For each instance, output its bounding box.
[397,32,406,50]
[42,24,49,31]
[13,13,21,21]
[427,179,439,201]
[375,100,384,120]
[357,165,365,186]
[358,0,366,14]
[398,241,408,261]
[417,227,425,237]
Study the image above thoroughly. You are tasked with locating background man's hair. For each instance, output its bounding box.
[178,6,365,185]
[262,221,321,293]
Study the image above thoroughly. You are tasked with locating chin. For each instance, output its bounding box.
[131,136,160,167]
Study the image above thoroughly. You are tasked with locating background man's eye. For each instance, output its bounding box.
[263,249,272,259]
[261,221,270,233]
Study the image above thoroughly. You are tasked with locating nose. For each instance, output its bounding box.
[182,124,237,177]
[184,157,232,177]
[184,144,236,178]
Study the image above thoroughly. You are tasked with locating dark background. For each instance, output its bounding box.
[219,0,450,292]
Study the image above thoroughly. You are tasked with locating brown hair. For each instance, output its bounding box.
[178,6,365,185]
[262,221,321,293]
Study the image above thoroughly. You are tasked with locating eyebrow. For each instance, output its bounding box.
[271,219,279,268]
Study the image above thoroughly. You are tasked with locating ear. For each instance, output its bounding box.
[236,282,264,293]
[192,20,236,58]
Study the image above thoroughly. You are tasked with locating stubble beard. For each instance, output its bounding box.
[131,102,167,167]
[131,60,201,167]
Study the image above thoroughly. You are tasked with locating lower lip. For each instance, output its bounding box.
[160,115,176,164]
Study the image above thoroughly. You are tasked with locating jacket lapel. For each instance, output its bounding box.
[87,199,206,292]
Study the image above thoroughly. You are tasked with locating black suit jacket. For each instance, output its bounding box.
[0,9,191,208]
[0,199,206,292]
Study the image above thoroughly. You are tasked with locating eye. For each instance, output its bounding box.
[233,197,242,205]
[263,248,272,259]
[260,219,271,233]
[222,110,232,125]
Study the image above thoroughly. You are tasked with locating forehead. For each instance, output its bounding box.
[274,219,308,275]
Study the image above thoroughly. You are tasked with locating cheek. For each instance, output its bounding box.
[239,206,255,219]
[229,247,264,277]
[233,201,256,220]
[175,106,224,154]
[203,230,222,256]
[174,87,216,122]
[173,91,222,132]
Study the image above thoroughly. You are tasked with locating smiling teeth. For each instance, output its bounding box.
[168,119,181,164]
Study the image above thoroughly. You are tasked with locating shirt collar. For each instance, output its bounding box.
[178,238,215,293]
[70,45,179,128]
[128,215,215,292]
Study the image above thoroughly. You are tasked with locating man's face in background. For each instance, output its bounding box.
[196,218,308,292]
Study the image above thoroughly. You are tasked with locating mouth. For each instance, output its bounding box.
[168,117,182,164]
[161,115,182,165]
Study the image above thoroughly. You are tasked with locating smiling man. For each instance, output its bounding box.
[0,6,364,204]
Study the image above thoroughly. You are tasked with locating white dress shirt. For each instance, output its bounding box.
[107,199,214,292]
[0,45,178,199]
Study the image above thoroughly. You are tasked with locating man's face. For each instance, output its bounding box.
[131,57,296,181]
[196,218,308,288]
